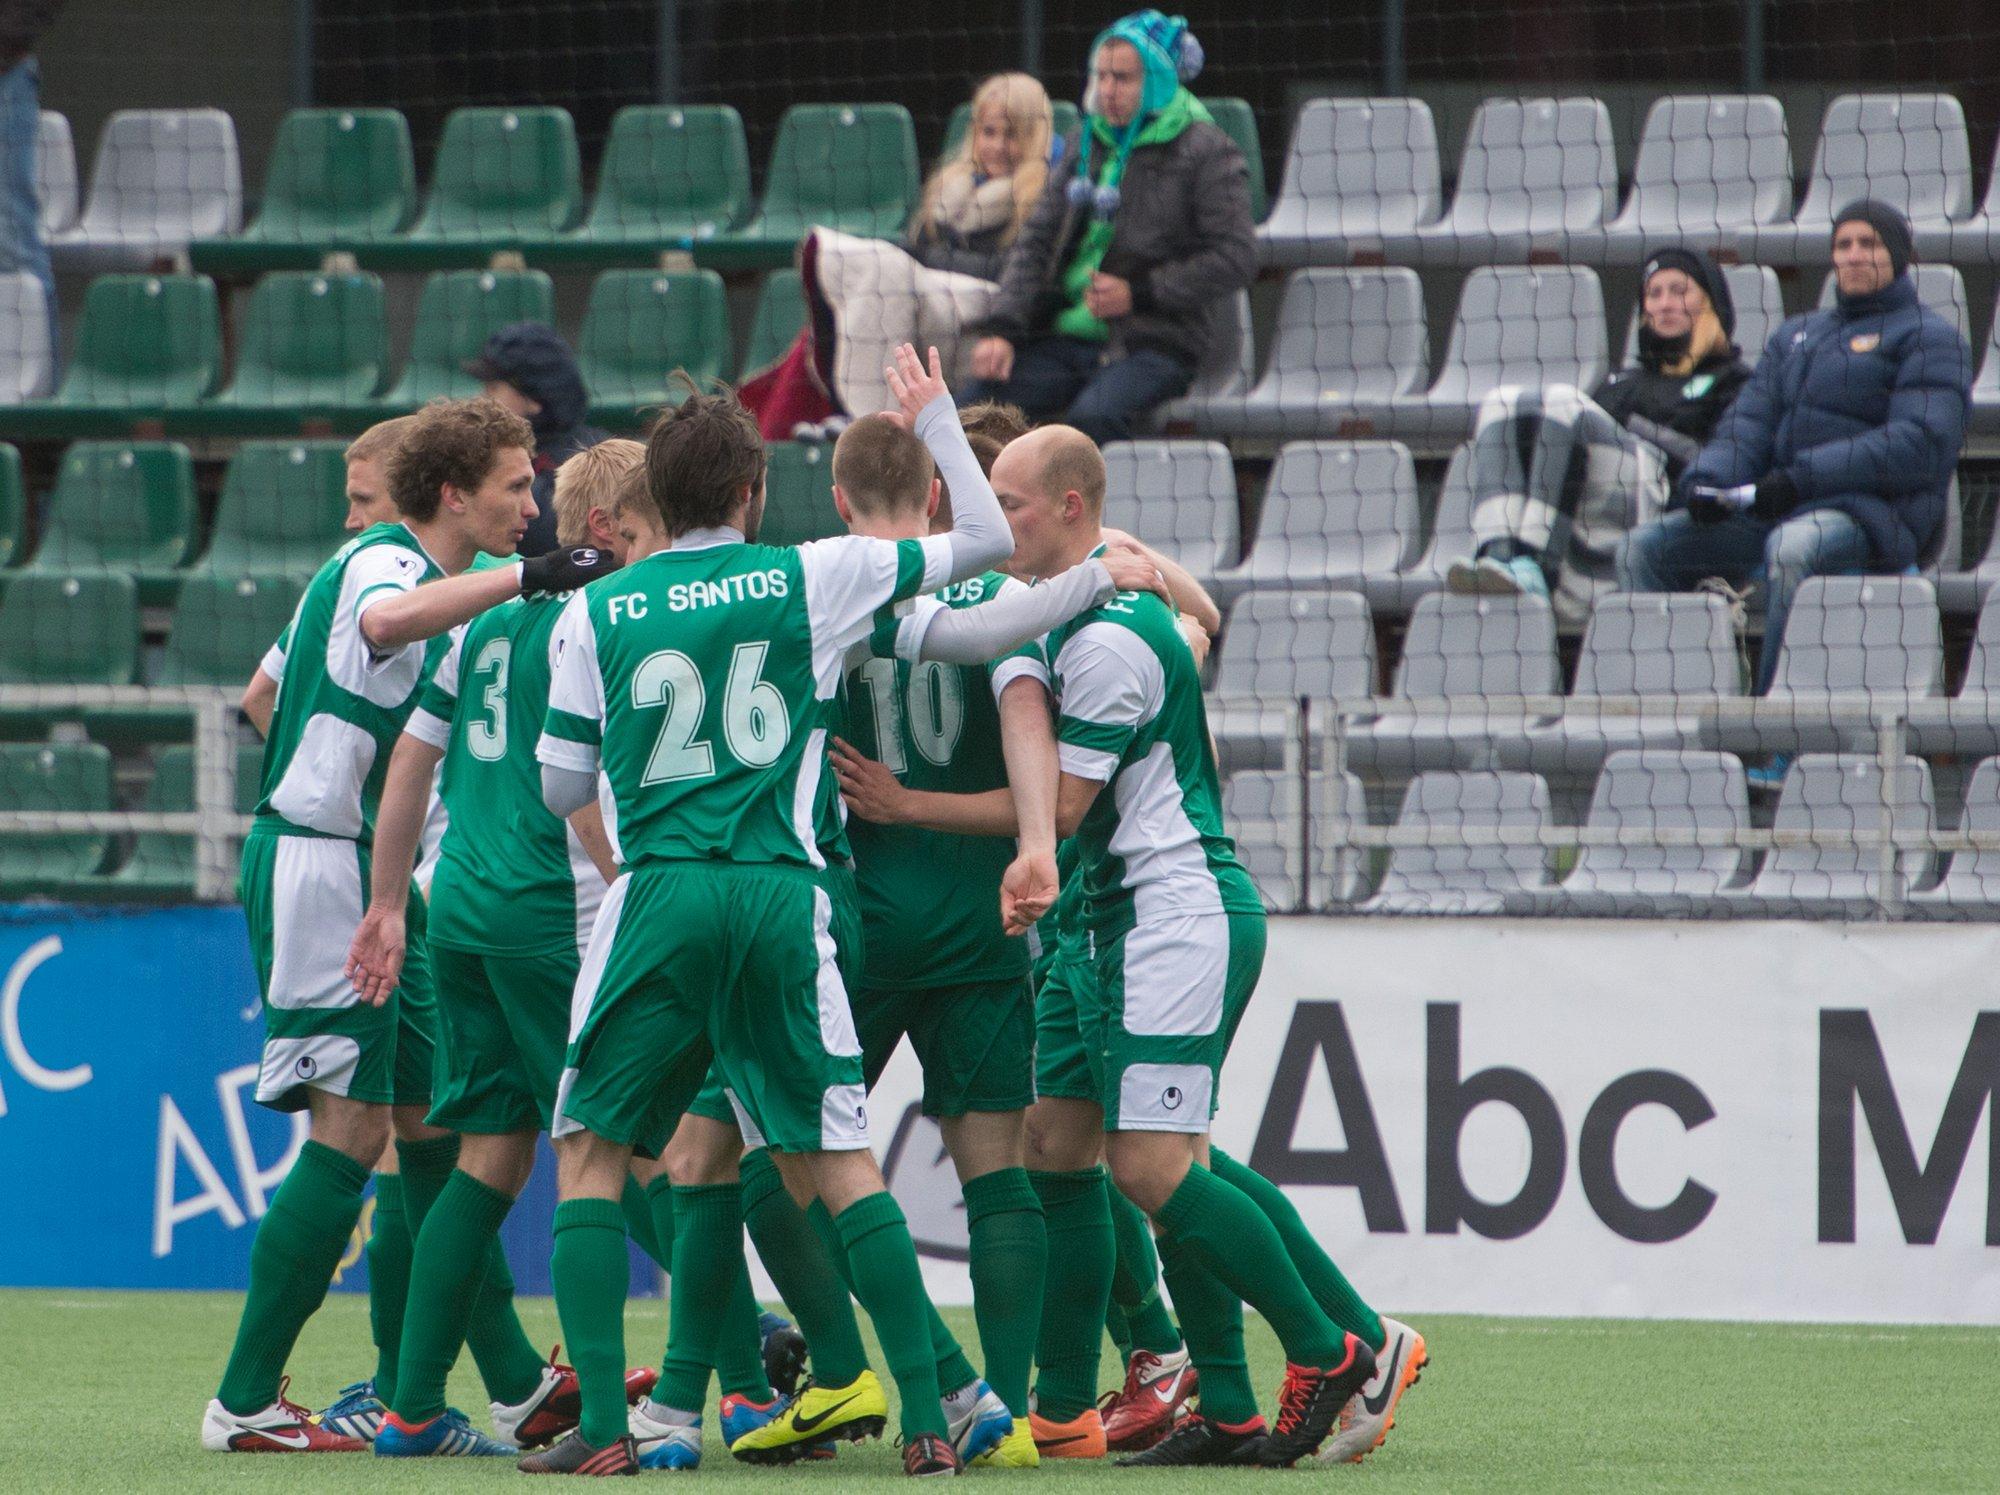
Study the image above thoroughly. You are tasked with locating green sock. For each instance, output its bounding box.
[745,1152,868,1386]
[1108,1185,1182,1357]
[804,1193,973,1395]
[716,1256,776,1401]
[1155,1230,1260,1427]
[550,1197,633,1447]
[835,1192,948,1442]
[1155,1164,1344,1369]
[394,1134,461,1231]
[622,1175,669,1272]
[800,1196,873,1385]
[1027,1167,1114,1422]
[961,1167,1045,1417]
[1211,1148,1384,1350]
[366,1173,412,1407]
[216,1140,369,1415]
[463,1235,549,1408]
[644,1173,677,1274]
[1105,1300,1135,1368]
[390,1169,512,1423]
[656,1183,742,1412]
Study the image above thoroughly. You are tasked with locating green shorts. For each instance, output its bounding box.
[241,828,437,1114]
[427,941,577,1135]
[856,975,1035,1118]
[554,862,867,1159]
[1091,909,1266,1134]
[1033,943,1099,1104]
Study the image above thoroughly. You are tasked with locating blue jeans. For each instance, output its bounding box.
[0,58,55,354]
[1617,506,1873,694]
[958,336,1192,446]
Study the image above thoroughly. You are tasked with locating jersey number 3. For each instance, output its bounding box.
[467,638,512,762]
[633,642,791,785]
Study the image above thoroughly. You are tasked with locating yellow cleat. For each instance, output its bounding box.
[730,1370,888,1464]
[972,1419,1041,1467]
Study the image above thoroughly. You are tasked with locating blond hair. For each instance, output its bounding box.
[553,439,645,547]
[345,414,419,468]
[915,73,1052,250]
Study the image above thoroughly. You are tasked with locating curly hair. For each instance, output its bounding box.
[388,398,536,523]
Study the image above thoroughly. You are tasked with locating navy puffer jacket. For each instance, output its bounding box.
[1678,273,1972,569]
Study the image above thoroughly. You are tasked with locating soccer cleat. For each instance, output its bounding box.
[1258,1336,1379,1467]
[903,1432,962,1478]
[517,1430,639,1475]
[944,1380,1013,1464]
[1028,1405,1106,1459]
[970,1420,1040,1468]
[729,1370,888,1463]
[373,1408,515,1457]
[629,1399,703,1470]
[492,1348,658,1449]
[1321,1317,1428,1464]
[317,1378,386,1442]
[200,1378,367,1453]
[1115,1413,1268,1467]
[759,1310,810,1398]
[1099,1345,1198,1452]
[1747,754,1792,794]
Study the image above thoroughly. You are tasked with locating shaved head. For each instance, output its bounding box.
[994,425,1105,514]
[991,424,1106,579]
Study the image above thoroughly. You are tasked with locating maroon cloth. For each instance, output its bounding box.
[738,231,843,440]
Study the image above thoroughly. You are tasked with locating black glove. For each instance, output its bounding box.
[519,546,614,596]
[1678,479,1727,525]
[1752,470,1799,524]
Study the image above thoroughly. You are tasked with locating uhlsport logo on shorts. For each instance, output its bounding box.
[1162,1085,1184,1110]
[295,1055,318,1079]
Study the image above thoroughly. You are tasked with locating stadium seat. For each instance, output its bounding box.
[0,572,142,736]
[1739,753,1936,913]
[1374,438,1476,613]
[1578,95,1792,264]
[1921,129,2000,264]
[1972,308,2000,438]
[939,100,1082,163]
[1224,768,1369,911]
[1151,290,1254,430]
[578,269,731,427]
[1201,98,1267,220]
[1209,589,1376,775]
[743,267,806,375]
[703,104,920,270]
[0,445,21,568]
[103,741,264,897]
[207,271,389,423]
[0,271,55,404]
[26,442,197,603]
[560,105,752,252]
[391,107,583,257]
[36,111,77,236]
[0,742,114,894]
[1101,439,1239,588]
[1620,264,1783,369]
[1815,263,1969,343]
[1535,749,1752,915]
[50,109,242,271]
[198,441,349,575]
[1218,441,1420,595]
[1378,97,1617,267]
[39,274,221,424]
[1257,97,1443,267]
[1344,592,1560,774]
[1735,93,1973,265]
[1185,268,1427,439]
[380,269,556,407]
[1909,587,2000,760]
[192,108,417,272]
[1907,758,2000,917]
[759,441,840,546]
[1360,769,1555,914]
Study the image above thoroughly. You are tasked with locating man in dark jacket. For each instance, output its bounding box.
[464,322,608,556]
[1619,201,1972,701]
[958,11,1255,446]
[1,1,61,347]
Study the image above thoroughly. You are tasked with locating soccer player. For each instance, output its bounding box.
[525,347,1020,1478]
[199,399,611,1454]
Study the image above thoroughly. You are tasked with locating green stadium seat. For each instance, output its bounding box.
[26,442,196,603]
[580,269,730,428]
[555,105,751,255]
[102,740,263,898]
[701,105,920,271]
[0,444,23,568]
[1201,97,1267,220]
[206,271,388,426]
[759,441,840,547]
[199,441,349,575]
[743,268,805,375]
[939,99,1082,162]
[190,108,417,274]
[0,742,113,894]
[381,269,556,407]
[390,107,583,260]
[29,275,220,432]
[0,572,141,736]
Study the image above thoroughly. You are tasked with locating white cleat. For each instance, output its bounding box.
[201,1378,369,1453]
[1321,1316,1428,1463]
[630,1397,705,1470]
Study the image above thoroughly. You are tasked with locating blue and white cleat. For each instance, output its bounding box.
[373,1408,515,1457]
[719,1392,787,1448]
[318,1379,386,1443]
[630,1398,704,1470]
[946,1380,1014,1465]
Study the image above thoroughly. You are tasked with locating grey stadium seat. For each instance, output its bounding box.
[1224,769,1370,912]
[1921,131,2000,265]
[1344,592,1559,774]
[0,272,55,404]
[1815,264,1970,344]
[1379,97,1617,267]
[51,109,243,271]
[37,111,78,236]
[1374,438,1476,613]
[1735,93,1973,265]
[1210,589,1377,775]
[1907,758,2000,918]
[1189,268,1427,440]
[1219,441,1419,595]
[1100,439,1238,587]
[1360,770,1556,914]
[1739,753,1936,914]
[1967,303,2000,439]
[1539,750,1752,915]
[1578,95,1792,265]
[1153,291,1254,429]
[1622,264,1783,370]
[1909,588,2000,760]
[1257,98,1444,267]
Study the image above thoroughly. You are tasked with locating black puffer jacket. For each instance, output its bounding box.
[907,219,1009,283]
[1594,329,1753,482]
[464,322,607,557]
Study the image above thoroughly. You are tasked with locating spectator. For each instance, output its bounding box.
[958,9,1255,445]
[1450,248,1752,623]
[463,322,606,555]
[1618,202,1972,740]
[0,2,60,350]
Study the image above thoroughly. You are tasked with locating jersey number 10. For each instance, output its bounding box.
[855,657,965,774]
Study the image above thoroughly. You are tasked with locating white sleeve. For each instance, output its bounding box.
[800,534,926,693]
[536,592,604,773]
[906,562,1115,666]
[914,392,1013,582]
[402,632,462,749]
[259,639,288,684]
[327,544,430,701]
[1052,624,1164,782]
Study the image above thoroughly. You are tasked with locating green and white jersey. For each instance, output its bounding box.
[538,526,949,871]
[405,592,607,958]
[253,522,449,844]
[844,569,1028,989]
[1001,581,1258,937]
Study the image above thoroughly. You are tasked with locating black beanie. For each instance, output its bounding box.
[1831,198,1912,278]
[1641,246,1736,338]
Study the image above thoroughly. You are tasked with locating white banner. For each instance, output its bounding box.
[825,919,2000,1324]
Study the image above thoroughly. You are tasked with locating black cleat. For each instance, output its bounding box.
[1259,1335,1378,1466]
[759,1311,810,1399]
[517,1430,638,1475]
[903,1433,962,1478]
[1115,1414,1269,1466]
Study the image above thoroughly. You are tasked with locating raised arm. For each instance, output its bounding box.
[890,345,1013,584]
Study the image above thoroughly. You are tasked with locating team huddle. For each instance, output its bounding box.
[198,344,1425,1477]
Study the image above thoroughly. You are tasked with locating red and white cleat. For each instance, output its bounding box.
[200,1376,368,1452]
[1099,1346,1198,1453]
